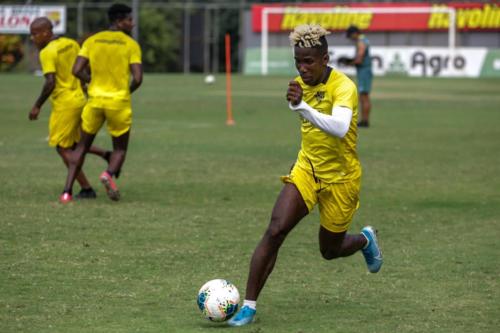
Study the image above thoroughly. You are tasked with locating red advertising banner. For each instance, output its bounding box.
[252,2,500,32]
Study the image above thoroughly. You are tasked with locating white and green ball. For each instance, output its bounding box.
[197,279,240,322]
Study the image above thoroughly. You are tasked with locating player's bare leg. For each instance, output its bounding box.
[108,131,129,175]
[359,93,371,127]
[318,227,366,259]
[229,183,308,326]
[99,131,129,201]
[247,183,308,300]
[57,146,91,188]
[319,223,382,272]
[88,145,109,159]
[87,144,122,178]
[62,131,96,200]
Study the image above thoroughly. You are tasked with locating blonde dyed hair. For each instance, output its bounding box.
[289,24,330,48]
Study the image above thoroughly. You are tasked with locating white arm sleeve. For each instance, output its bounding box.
[289,100,352,138]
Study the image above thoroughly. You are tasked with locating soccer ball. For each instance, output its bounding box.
[204,74,215,84]
[197,279,240,322]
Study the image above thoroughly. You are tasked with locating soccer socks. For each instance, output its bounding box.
[243,300,256,310]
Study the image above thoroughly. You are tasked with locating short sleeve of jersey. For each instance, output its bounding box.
[331,78,357,110]
[78,39,90,58]
[39,46,56,75]
[129,40,141,64]
[129,41,142,64]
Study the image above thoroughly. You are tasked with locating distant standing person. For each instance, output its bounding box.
[29,17,111,201]
[340,25,373,128]
[62,3,143,202]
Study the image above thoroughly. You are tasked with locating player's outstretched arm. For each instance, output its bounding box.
[29,73,55,120]
[129,63,143,93]
[72,56,90,83]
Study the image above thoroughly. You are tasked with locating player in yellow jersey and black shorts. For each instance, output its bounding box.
[228,24,383,327]
[29,17,111,202]
[62,3,143,202]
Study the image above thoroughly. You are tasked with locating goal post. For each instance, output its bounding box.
[260,6,457,75]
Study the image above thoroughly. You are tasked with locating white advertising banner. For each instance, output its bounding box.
[0,5,66,34]
[332,47,488,78]
[244,46,490,78]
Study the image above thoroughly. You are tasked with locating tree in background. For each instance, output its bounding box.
[139,7,182,72]
[0,35,24,71]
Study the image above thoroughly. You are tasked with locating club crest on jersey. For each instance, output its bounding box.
[315,91,325,102]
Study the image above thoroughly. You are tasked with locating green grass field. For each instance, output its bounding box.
[1,74,499,333]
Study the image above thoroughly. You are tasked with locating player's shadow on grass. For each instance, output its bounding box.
[197,321,235,329]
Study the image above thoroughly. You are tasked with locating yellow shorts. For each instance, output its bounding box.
[281,164,360,233]
[48,106,82,148]
[81,104,132,137]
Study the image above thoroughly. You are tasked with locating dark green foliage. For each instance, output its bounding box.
[138,7,182,72]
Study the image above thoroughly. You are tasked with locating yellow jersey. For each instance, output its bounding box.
[79,30,141,109]
[294,68,361,183]
[39,37,86,109]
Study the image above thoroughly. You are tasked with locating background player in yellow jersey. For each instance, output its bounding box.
[29,17,111,202]
[228,24,383,327]
[62,3,143,202]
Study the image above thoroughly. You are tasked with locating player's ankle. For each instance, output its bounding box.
[243,300,257,310]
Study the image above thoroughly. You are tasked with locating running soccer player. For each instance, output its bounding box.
[29,17,111,200]
[341,25,373,128]
[228,24,382,327]
[61,3,143,202]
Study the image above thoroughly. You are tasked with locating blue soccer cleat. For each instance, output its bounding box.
[361,226,383,273]
[227,305,256,327]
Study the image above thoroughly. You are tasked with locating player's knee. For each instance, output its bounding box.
[56,146,70,162]
[65,148,85,166]
[320,247,342,260]
[264,219,288,246]
[56,145,65,156]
